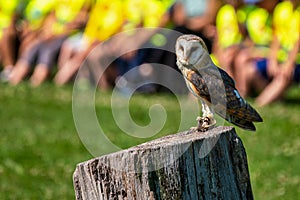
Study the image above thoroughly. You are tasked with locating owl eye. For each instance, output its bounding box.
[178,44,184,53]
[190,46,198,53]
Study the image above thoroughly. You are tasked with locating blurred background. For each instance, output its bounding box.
[0,0,299,199]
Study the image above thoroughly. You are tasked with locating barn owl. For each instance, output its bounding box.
[176,35,263,131]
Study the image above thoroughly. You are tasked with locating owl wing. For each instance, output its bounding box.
[200,64,236,88]
[186,66,262,130]
[221,81,263,131]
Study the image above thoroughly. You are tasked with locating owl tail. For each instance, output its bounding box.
[227,114,257,131]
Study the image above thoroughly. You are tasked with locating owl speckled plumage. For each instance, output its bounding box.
[176,35,262,131]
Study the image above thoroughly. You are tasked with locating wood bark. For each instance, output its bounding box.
[73,126,253,200]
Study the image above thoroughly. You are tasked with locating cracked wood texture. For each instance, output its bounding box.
[73,126,253,200]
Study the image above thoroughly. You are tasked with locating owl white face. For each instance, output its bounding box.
[176,35,207,69]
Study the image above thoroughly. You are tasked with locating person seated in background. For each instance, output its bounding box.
[54,0,124,87]
[10,0,90,86]
[0,0,24,82]
[9,0,54,86]
[233,0,279,97]
[254,0,300,106]
[211,0,245,79]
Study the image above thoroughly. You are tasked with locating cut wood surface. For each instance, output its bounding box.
[73,126,253,200]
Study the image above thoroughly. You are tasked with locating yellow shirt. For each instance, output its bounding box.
[142,0,173,28]
[216,4,242,48]
[24,0,54,30]
[83,0,173,44]
[0,0,19,38]
[51,0,90,35]
[273,1,299,51]
[273,1,300,63]
[122,0,173,34]
[83,0,124,43]
[246,7,273,47]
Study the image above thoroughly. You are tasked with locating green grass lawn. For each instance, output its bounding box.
[0,83,299,199]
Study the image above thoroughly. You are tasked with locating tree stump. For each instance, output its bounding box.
[73,126,253,200]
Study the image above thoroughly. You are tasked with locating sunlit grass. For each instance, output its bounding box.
[0,83,299,199]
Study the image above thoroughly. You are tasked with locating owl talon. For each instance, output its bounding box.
[196,116,216,132]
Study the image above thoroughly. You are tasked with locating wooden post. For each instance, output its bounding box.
[73,126,253,200]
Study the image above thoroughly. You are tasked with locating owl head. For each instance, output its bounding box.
[175,35,210,70]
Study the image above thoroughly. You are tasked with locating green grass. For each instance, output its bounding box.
[0,83,299,199]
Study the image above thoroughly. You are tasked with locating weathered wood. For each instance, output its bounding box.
[73,126,253,200]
